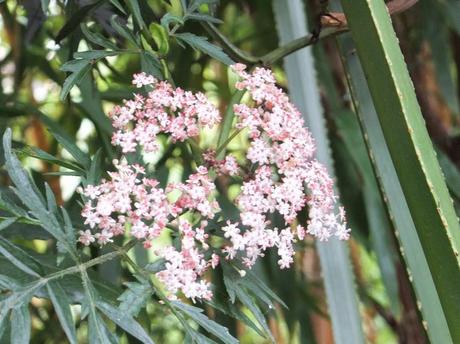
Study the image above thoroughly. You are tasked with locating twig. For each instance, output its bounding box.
[322,0,419,28]
[203,0,418,65]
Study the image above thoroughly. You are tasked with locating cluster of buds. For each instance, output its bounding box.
[79,65,350,301]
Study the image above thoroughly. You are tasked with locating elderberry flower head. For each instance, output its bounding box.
[78,67,350,301]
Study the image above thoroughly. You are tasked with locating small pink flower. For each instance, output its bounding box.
[78,230,95,246]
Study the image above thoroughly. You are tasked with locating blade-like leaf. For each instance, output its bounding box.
[81,24,118,50]
[3,130,74,251]
[55,0,105,43]
[0,218,17,232]
[19,145,86,172]
[47,281,78,344]
[175,33,234,65]
[81,270,116,344]
[140,51,163,80]
[73,50,120,60]
[0,237,42,277]
[96,300,154,343]
[335,110,400,315]
[111,16,139,46]
[10,304,31,344]
[125,0,145,29]
[184,13,223,24]
[172,301,238,344]
[338,0,460,341]
[60,63,92,100]
[117,279,152,316]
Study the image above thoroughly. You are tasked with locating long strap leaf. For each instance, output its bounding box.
[335,0,460,341]
[272,1,365,343]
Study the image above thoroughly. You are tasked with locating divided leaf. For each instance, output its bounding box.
[47,281,78,344]
[172,301,238,344]
[175,33,233,65]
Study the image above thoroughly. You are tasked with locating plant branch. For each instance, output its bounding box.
[322,0,418,28]
[19,239,137,291]
[202,0,418,65]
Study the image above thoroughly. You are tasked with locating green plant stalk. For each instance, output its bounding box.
[216,89,245,160]
[336,0,460,341]
[203,22,346,65]
[272,1,365,343]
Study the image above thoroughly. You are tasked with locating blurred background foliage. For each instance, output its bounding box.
[1,0,460,343]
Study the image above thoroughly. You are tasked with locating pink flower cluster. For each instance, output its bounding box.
[78,68,349,301]
[110,73,220,153]
[213,64,351,269]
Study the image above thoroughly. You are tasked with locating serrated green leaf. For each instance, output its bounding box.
[0,283,41,319]
[39,114,91,167]
[174,33,233,65]
[55,0,105,43]
[61,207,76,244]
[78,74,114,135]
[0,191,28,218]
[96,300,154,343]
[81,24,119,50]
[140,51,163,79]
[44,171,82,177]
[60,59,89,72]
[47,281,77,344]
[111,16,139,46]
[0,237,42,277]
[216,90,245,160]
[206,299,266,338]
[118,280,152,316]
[44,183,58,215]
[172,301,238,344]
[73,50,120,60]
[60,63,92,100]
[233,288,272,340]
[243,269,287,309]
[184,13,222,24]
[18,146,85,173]
[0,309,7,339]
[144,258,166,273]
[81,271,115,344]
[125,0,145,29]
[0,218,17,232]
[10,304,31,344]
[85,149,103,186]
[87,310,118,344]
[437,148,460,201]
[3,129,75,253]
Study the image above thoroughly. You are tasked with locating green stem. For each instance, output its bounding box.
[216,89,245,160]
[261,27,346,64]
[19,240,137,290]
[202,22,346,65]
[215,128,242,158]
